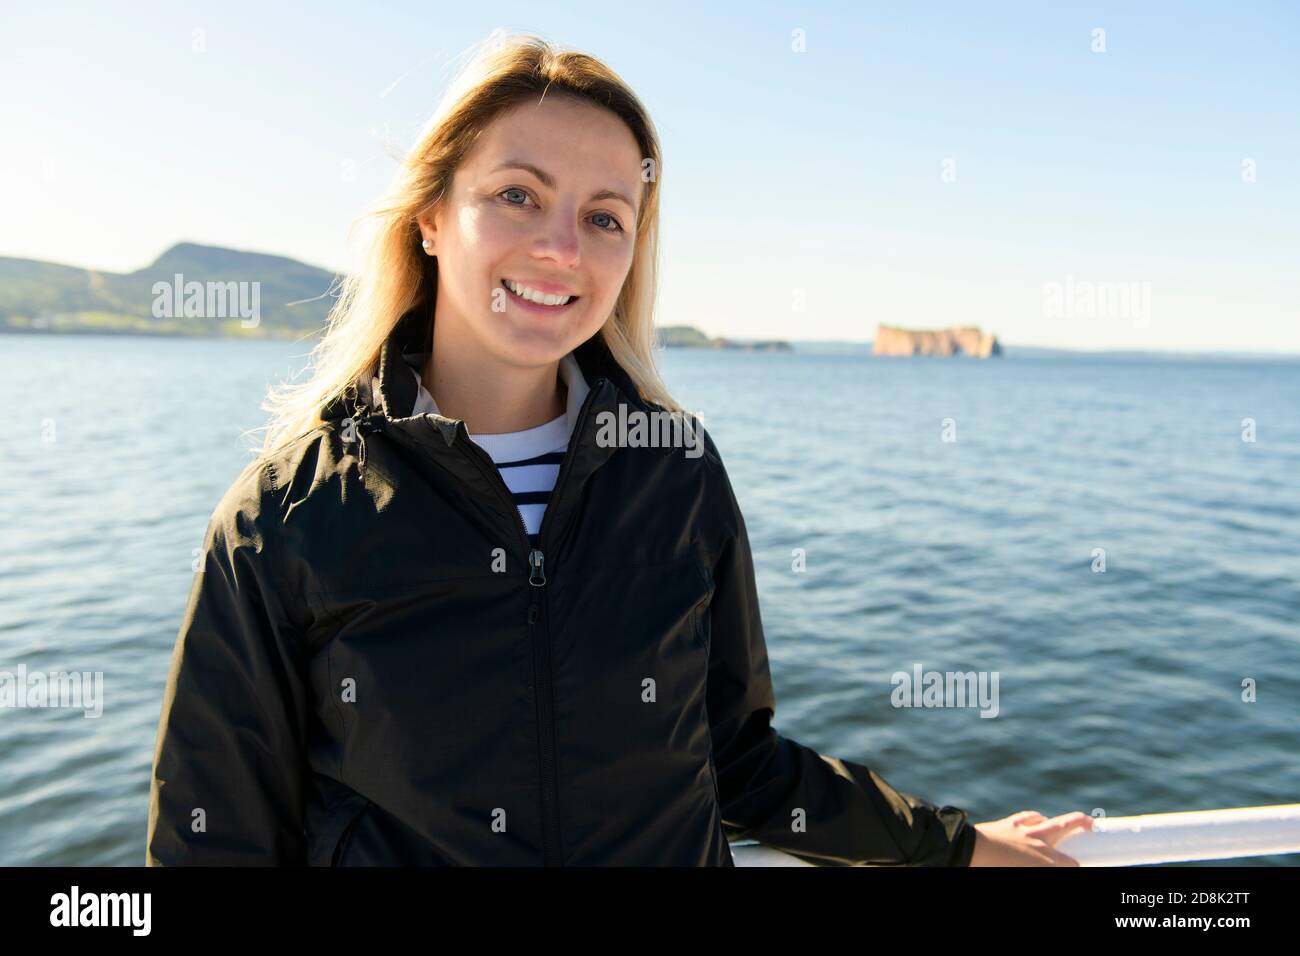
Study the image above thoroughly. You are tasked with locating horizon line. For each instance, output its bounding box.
[5,242,1297,360]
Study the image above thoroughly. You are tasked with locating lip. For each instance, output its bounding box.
[500,278,580,314]
[502,276,579,297]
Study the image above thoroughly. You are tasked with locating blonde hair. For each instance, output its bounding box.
[253,30,681,461]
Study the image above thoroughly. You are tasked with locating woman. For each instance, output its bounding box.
[146,32,1092,866]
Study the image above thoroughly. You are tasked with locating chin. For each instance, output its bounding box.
[485,328,577,369]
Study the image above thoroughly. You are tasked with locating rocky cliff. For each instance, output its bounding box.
[872,324,1001,357]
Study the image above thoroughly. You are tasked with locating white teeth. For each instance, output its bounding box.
[505,279,572,306]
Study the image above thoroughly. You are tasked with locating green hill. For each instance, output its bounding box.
[0,242,341,338]
[655,325,713,348]
[656,324,792,351]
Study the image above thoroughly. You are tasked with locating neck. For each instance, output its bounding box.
[423,319,566,435]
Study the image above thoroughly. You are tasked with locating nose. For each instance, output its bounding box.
[532,203,581,268]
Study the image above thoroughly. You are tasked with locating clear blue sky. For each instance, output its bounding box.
[3,1,1297,351]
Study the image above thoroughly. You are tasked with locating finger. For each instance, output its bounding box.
[1030,811,1093,833]
[1058,811,1096,831]
[1011,811,1046,827]
[1030,812,1095,846]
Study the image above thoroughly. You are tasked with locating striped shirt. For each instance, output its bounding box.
[458,416,568,548]
[402,353,590,549]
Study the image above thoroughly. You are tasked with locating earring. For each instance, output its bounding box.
[421,239,433,253]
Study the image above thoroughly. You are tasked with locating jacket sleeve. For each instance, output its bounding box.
[699,431,979,866]
[146,459,311,865]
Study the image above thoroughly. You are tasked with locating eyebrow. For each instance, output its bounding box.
[489,160,637,215]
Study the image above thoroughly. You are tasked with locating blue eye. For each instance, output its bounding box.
[590,211,624,234]
[497,187,624,234]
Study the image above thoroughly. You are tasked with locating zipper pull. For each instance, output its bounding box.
[528,549,546,587]
[342,402,367,446]
[349,408,385,475]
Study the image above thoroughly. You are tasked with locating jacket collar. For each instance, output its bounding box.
[318,308,651,544]
[393,350,591,444]
[321,306,646,427]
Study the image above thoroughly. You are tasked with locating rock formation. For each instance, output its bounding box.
[872,324,1001,357]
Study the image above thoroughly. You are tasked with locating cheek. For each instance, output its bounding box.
[450,204,514,269]
[444,208,511,302]
[453,204,493,256]
[590,240,635,299]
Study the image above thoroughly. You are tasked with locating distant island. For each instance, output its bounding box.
[872,323,1002,358]
[656,325,793,351]
[0,242,339,338]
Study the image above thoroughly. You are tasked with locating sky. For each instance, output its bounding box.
[2,1,1297,352]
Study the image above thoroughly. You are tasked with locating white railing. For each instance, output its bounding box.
[729,803,1300,866]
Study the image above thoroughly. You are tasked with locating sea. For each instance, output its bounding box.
[1,333,1297,866]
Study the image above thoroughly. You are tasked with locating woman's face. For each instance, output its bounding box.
[418,95,644,369]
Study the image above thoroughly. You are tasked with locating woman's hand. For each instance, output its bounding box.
[968,810,1095,866]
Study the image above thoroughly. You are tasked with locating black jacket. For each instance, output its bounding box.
[146,308,979,866]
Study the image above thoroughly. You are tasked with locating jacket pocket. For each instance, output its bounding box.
[331,799,372,867]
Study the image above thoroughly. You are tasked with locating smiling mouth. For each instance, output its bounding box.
[501,278,580,308]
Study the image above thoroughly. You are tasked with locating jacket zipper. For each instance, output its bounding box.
[450,378,605,866]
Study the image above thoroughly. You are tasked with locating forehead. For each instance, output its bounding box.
[462,96,644,203]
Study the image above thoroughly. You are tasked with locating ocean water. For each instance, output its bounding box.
[1,334,1297,866]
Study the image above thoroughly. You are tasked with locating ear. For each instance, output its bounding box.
[415,195,448,252]
[415,210,436,251]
